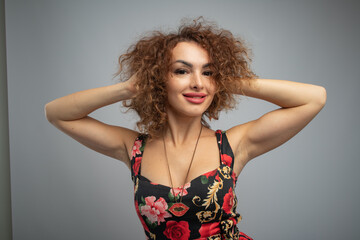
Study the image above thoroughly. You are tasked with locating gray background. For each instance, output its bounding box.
[1,0,12,239]
[4,0,360,239]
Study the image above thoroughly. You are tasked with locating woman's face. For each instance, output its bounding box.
[166,41,216,119]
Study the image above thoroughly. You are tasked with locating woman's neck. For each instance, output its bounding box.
[164,114,203,146]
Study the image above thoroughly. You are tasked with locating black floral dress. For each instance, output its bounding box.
[130,130,253,240]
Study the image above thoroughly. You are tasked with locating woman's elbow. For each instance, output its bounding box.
[309,85,327,111]
[44,102,56,123]
[317,86,327,107]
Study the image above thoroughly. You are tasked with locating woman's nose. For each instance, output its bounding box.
[190,72,204,89]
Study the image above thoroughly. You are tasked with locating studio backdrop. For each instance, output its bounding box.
[5,0,360,239]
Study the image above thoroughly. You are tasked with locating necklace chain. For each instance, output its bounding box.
[163,125,203,203]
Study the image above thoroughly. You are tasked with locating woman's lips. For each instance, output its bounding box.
[183,93,207,104]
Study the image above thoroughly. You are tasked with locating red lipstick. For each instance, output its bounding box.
[183,93,207,104]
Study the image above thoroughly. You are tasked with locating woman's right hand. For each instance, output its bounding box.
[121,72,139,99]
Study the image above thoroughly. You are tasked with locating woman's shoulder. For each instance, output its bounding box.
[121,128,141,156]
[226,123,249,144]
[201,126,244,142]
[225,123,252,172]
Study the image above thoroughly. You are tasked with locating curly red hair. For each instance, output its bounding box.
[114,17,257,137]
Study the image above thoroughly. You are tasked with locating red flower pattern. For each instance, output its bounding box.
[140,196,172,225]
[132,139,142,157]
[215,173,221,182]
[203,168,218,178]
[222,187,235,214]
[172,182,191,197]
[163,220,191,240]
[135,200,149,232]
[221,154,232,167]
[231,171,238,185]
[132,157,142,176]
[197,221,221,238]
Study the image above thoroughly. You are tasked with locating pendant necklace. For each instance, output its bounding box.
[163,125,203,217]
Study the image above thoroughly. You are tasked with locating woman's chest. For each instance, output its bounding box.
[134,164,238,219]
[140,139,221,188]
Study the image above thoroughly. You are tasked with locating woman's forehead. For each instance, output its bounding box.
[171,41,210,66]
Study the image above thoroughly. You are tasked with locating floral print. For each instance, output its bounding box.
[140,196,172,225]
[222,187,235,214]
[203,169,217,179]
[221,154,232,167]
[171,182,191,197]
[135,200,150,232]
[131,130,253,240]
[163,220,191,240]
[198,222,221,238]
[132,157,142,177]
[132,139,142,157]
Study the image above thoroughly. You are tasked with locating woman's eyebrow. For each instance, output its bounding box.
[174,60,193,67]
[174,60,211,68]
[202,63,212,68]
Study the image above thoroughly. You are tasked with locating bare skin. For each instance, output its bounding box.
[45,41,327,188]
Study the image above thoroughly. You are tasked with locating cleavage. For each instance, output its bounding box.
[140,139,220,188]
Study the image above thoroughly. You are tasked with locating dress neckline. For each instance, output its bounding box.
[138,166,221,189]
[133,130,236,188]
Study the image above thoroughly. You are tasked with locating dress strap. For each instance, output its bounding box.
[215,130,235,169]
[130,134,148,183]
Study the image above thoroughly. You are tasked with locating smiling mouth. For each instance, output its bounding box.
[182,93,207,98]
[182,93,207,104]
[186,96,204,99]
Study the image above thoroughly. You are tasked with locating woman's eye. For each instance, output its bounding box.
[174,69,187,75]
[203,71,213,76]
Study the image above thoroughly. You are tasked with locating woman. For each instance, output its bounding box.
[45,18,326,240]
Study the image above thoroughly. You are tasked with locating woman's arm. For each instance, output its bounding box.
[45,76,138,168]
[227,79,327,173]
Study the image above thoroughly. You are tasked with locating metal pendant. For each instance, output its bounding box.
[169,202,189,217]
